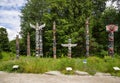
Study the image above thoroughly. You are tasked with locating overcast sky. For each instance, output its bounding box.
[0,0,114,41]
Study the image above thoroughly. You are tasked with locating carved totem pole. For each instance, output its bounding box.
[16,35,19,59]
[106,24,118,57]
[85,18,90,57]
[27,32,31,56]
[30,23,45,57]
[53,21,56,59]
[61,39,77,58]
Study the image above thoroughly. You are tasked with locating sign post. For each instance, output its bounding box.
[106,24,118,57]
[61,39,77,58]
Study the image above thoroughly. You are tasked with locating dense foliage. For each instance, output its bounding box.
[0,0,120,58]
[0,1,120,57]
[20,0,112,57]
[0,27,10,52]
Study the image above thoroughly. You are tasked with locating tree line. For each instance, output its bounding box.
[0,0,120,58]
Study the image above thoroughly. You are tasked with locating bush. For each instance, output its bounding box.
[1,52,15,61]
[0,52,3,59]
[0,60,25,73]
[0,48,2,59]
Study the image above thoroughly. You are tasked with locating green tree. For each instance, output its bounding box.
[91,5,120,56]
[20,0,108,57]
[20,0,48,55]
[0,27,10,51]
[101,6,120,54]
[43,0,108,57]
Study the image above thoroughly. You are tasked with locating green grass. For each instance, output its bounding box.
[0,52,15,61]
[0,52,120,76]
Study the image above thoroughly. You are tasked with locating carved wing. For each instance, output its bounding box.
[61,44,68,47]
[71,44,77,47]
[30,23,36,29]
[39,23,45,30]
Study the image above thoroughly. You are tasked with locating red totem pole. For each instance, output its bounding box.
[106,24,118,57]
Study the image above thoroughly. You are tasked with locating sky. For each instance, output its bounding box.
[0,0,116,41]
[0,0,27,41]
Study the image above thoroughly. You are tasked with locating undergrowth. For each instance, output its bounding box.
[0,53,120,76]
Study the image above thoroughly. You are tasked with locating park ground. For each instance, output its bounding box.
[0,71,120,83]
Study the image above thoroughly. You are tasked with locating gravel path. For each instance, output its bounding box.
[0,71,120,83]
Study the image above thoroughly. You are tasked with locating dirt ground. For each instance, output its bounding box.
[0,71,120,83]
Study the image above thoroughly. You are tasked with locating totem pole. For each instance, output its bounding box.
[53,21,56,59]
[16,35,19,59]
[30,23,45,57]
[61,39,77,58]
[85,18,90,57]
[27,32,31,56]
[106,24,118,57]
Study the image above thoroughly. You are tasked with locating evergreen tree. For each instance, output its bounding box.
[0,27,10,51]
[20,0,109,57]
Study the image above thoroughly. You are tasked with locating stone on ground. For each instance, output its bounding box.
[45,71,63,75]
[74,70,89,76]
[95,72,111,76]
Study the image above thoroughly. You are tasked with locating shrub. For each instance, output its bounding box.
[1,52,15,61]
[0,60,25,73]
[0,52,3,59]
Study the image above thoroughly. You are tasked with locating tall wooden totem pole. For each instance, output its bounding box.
[30,23,45,57]
[27,32,31,56]
[106,24,118,57]
[16,35,19,59]
[85,18,90,57]
[53,21,56,59]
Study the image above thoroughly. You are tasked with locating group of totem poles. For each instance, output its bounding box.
[16,19,118,59]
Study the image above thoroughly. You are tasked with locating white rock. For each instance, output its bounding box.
[66,67,72,71]
[74,70,89,76]
[113,67,120,71]
[12,65,19,69]
[95,72,111,76]
[45,71,62,75]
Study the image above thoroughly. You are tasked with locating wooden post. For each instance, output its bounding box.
[53,21,56,59]
[27,32,31,56]
[16,35,19,59]
[85,18,89,57]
